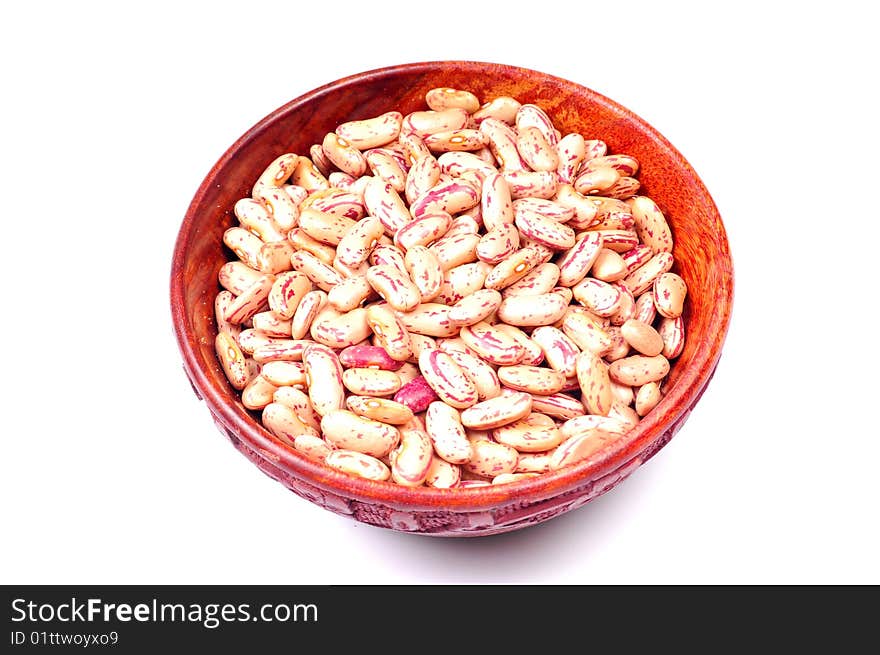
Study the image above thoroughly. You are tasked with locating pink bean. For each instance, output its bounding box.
[338,345,404,371]
[393,376,440,413]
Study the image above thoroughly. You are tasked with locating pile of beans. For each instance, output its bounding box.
[214,87,687,487]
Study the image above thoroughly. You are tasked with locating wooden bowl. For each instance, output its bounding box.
[170,61,733,536]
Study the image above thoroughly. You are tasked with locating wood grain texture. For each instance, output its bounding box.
[170,61,734,536]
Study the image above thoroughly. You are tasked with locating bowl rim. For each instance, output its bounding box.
[170,60,734,512]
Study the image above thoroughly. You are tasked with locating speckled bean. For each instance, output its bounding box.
[335,216,383,268]
[620,319,664,357]
[369,244,408,273]
[424,129,487,153]
[502,263,560,297]
[223,226,262,270]
[481,172,515,232]
[224,274,274,324]
[658,316,685,359]
[215,332,250,390]
[292,433,332,462]
[253,182,300,231]
[404,245,444,302]
[214,290,241,338]
[459,321,524,365]
[473,96,521,125]
[484,245,545,290]
[480,118,527,171]
[242,374,278,410]
[590,249,628,282]
[366,264,421,312]
[309,306,371,349]
[557,232,603,287]
[251,339,309,363]
[218,261,263,296]
[365,149,407,191]
[561,310,612,355]
[609,283,636,326]
[582,154,639,177]
[443,348,501,401]
[403,108,468,139]
[460,391,532,429]
[496,293,568,327]
[326,275,372,312]
[260,361,306,387]
[426,87,480,113]
[476,223,520,264]
[342,368,402,397]
[608,354,670,386]
[404,154,442,205]
[515,208,576,249]
[234,198,286,243]
[556,133,588,183]
[549,428,619,470]
[255,241,295,275]
[424,455,461,488]
[594,230,639,253]
[394,212,452,251]
[633,292,657,325]
[464,439,518,478]
[289,290,326,340]
[576,351,613,416]
[290,250,344,291]
[653,273,688,319]
[395,303,458,337]
[530,326,580,377]
[289,156,329,193]
[498,365,566,395]
[364,177,411,235]
[411,178,480,218]
[418,349,479,409]
[364,304,413,362]
[573,278,623,317]
[515,450,555,474]
[437,151,497,179]
[321,410,399,457]
[530,392,586,420]
[622,252,675,296]
[493,413,564,452]
[425,401,473,464]
[554,185,600,229]
[262,402,317,446]
[492,324,544,366]
[302,187,367,220]
[635,382,661,416]
[302,344,345,416]
[325,449,391,481]
[267,271,311,320]
[517,126,559,172]
[322,132,367,177]
[335,111,402,150]
[502,170,557,200]
[347,396,414,425]
[390,428,434,486]
[621,244,653,274]
[560,414,630,440]
[288,229,336,265]
[574,166,620,195]
[273,386,321,432]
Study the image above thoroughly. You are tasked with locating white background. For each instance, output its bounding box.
[2,1,877,584]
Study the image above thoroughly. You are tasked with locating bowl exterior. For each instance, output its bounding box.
[171,61,733,536]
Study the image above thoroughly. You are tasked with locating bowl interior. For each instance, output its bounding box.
[171,61,733,510]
